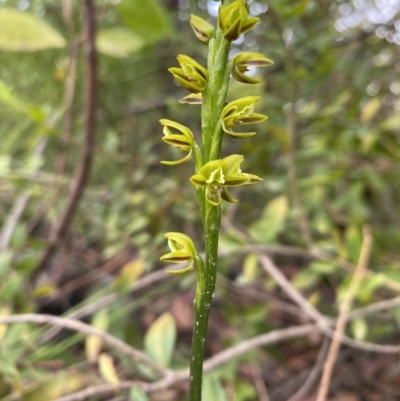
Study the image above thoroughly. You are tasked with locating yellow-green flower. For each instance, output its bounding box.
[232,52,274,84]
[160,232,197,274]
[168,54,209,94]
[160,119,194,165]
[190,154,262,206]
[221,96,267,138]
[218,0,259,41]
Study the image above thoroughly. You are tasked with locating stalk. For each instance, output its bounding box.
[160,2,272,400]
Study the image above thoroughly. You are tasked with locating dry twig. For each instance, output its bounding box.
[0,314,169,377]
[316,227,373,401]
[33,0,98,281]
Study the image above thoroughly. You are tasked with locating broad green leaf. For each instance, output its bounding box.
[249,195,288,243]
[99,353,120,384]
[292,269,319,290]
[380,113,400,131]
[345,226,362,263]
[356,274,386,303]
[97,28,144,58]
[351,318,368,341]
[202,375,227,401]
[23,374,82,401]
[114,258,144,294]
[360,97,381,123]
[33,284,58,299]
[130,385,149,401]
[0,8,66,52]
[237,253,258,285]
[144,312,176,368]
[117,0,173,43]
[85,309,109,363]
[0,307,10,343]
[309,261,336,275]
[0,80,26,112]
[0,250,12,276]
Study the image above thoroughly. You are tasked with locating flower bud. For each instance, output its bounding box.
[169,54,209,94]
[218,0,259,41]
[190,14,215,45]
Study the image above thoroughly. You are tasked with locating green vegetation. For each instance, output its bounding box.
[0,0,399,400]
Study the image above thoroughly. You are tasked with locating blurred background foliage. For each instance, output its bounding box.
[0,0,400,400]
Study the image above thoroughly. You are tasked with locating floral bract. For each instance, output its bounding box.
[190,154,262,206]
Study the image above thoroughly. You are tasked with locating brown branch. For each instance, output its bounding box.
[287,339,330,401]
[37,269,169,344]
[0,314,169,378]
[259,253,400,354]
[33,0,98,281]
[316,227,373,401]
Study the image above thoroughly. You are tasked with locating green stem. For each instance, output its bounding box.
[189,203,221,401]
[189,29,231,401]
[201,33,231,163]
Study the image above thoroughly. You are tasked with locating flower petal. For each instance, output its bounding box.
[224,173,250,186]
[161,149,192,165]
[164,232,196,256]
[222,154,244,175]
[221,187,238,203]
[166,261,194,274]
[160,250,193,263]
[179,93,203,105]
[190,173,207,187]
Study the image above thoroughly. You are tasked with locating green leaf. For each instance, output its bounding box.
[0,8,66,52]
[202,375,227,401]
[292,269,319,290]
[85,309,109,363]
[114,258,145,294]
[351,318,368,341]
[96,28,144,58]
[237,253,258,285]
[117,0,173,44]
[98,353,119,384]
[144,312,176,368]
[249,195,288,243]
[130,385,149,401]
[22,374,83,401]
[345,226,362,263]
